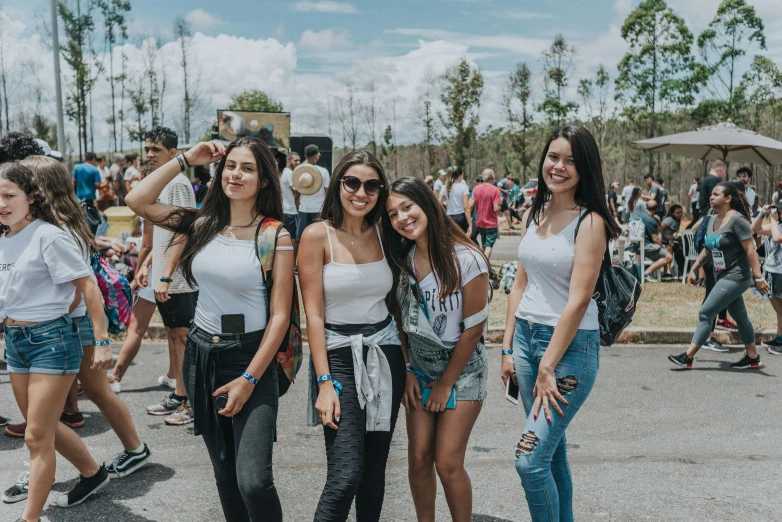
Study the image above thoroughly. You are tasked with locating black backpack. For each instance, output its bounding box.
[80,199,101,236]
[574,212,642,346]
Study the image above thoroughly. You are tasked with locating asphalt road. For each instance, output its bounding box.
[1,341,781,522]
[490,234,521,262]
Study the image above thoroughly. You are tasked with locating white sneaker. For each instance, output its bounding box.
[157,375,176,389]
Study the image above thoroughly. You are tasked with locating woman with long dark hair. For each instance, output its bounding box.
[661,204,684,277]
[669,181,768,370]
[0,163,113,521]
[299,151,404,522]
[500,124,620,522]
[384,176,490,522]
[626,186,642,222]
[438,166,471,233]
[125,137,293,522]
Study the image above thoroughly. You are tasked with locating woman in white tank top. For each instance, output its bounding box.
[501,125,620,522]
[298,151,404,522]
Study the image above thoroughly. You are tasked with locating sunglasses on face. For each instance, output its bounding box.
[341,175,383,196]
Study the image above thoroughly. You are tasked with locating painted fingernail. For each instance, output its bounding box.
[534,415,537,421]
[547,418,551,424]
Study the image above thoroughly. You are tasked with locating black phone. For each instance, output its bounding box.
[214,393,229,411]
[221,314,245,334]
[505,377,520,405]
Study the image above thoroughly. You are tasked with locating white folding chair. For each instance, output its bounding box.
[627,219,645,284]
[680,231,699,284]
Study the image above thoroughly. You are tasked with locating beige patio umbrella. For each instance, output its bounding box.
[635,121,782,165]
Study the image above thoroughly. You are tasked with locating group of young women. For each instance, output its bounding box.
[2,123,614,522]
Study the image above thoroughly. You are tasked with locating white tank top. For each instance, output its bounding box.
[515,212,599,330]
[322,223,392,325]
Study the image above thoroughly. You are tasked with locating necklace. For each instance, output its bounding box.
[223,216,262,238]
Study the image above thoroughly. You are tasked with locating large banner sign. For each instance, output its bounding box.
[217,110,291,150]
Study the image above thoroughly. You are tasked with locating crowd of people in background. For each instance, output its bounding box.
[0,121,780,522]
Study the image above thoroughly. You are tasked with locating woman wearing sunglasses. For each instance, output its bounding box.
[298,151,405,522]
[384,177,490,522]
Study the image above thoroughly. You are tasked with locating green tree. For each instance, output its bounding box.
[438,58,484,168]
[615,0,699,173]
[227,89,284,112]
[503,62,535,177]
[59,0,103,160]
[381,124,394,159]
[127,79,147,156]
[539,35,578,127]
[735,56,782,131]
[578,64,612,153]
[97,0,130,152]
[697,0,766,123]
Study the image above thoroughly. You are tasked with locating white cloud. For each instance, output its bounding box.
[503,12,552,20]
[294,1,356,14]
[184,9,228,29]
[298,29,351,51]
[387,28,549,56]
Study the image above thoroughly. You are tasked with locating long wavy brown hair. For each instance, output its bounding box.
[0,163,59,236]
[21,155,97,254]
[383,176,487,299]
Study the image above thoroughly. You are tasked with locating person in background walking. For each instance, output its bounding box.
[300,151,403,522]
[621,179,635,214]
[688,178,700,224]
[96,155,115,211]
[296,144,331,242]
[670,181,768,370]
[501,124,620,522]
[433,169,447,196]
[385,176,489,522]
[439,166,471,234]
[700,159,726,216]
[498,171,513,230]
[71,152,101,206]
[642,174,665,219]
[607,182,620,223]
[471,168,502,260]
[751,204,782,356]
[736,167,756,209]
[123,154,142,195]
[280,151,301,257]
[110,154,125,205]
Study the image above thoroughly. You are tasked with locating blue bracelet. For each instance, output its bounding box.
[242,371,258,385]
[405,363,412,373]
[501,349,513,355]
[95,340,111,347]
[317,374,332,383]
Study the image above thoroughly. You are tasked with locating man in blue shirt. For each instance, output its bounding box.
[72,152,102,202]
[635,200,673,280]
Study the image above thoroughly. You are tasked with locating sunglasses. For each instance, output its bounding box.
[341,175,383,196]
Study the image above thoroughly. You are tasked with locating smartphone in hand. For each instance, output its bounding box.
[505,377,519,405]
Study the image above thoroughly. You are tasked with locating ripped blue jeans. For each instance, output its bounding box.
[512,318,600,522]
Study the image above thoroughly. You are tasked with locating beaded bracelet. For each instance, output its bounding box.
[501,349,513,355]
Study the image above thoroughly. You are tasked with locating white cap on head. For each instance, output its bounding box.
[437,169,447,177]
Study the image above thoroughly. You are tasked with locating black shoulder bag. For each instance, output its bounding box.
[574,212,642,346]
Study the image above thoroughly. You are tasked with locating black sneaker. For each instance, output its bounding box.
[106,443,151,479]
[57,465,109,508]
[668,352,694,369]
[730,353,763,370]
[2,472,29,504]
[762,338,782,355]
[702,337,729,353]
[0,415,8,428]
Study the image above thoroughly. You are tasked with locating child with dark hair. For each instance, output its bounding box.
[0,131,45,163]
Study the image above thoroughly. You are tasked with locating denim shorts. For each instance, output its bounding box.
[3,314,83,375]
[73,314,95,347]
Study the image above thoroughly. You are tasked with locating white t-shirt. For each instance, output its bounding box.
[433,178,445,194]
[416,244,488,343]
[67,232,94,319]
[298,164,330,213]
[745,187,757,208]
[689,183,699,203]
[191,234,268,333]
[123,166,141,189]
[280,167,297,215]
[440,180,469,216]
[0,220,92,323]
[621,185,634,205]
[152,174,198,294]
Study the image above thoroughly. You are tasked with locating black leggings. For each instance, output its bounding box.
[314,325,405,522]
[449,213,469,233]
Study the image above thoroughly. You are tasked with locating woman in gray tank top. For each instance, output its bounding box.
[501,125,620,522]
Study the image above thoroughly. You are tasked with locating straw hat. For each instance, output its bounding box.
[292,164,323,195]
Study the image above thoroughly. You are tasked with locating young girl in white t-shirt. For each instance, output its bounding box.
[385,176,490,522]
[0,163,112,521]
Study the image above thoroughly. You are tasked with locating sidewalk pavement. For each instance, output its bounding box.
[135,324,776,346]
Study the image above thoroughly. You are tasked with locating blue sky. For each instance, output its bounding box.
[2,0,781,150]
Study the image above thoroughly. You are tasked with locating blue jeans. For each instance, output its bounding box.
[512,318,600,522]
[73,314,95,347]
